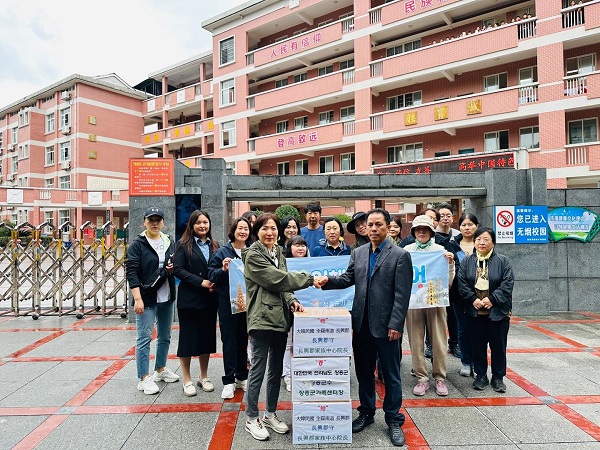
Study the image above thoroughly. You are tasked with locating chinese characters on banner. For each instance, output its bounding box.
[270,32,322,59]
[374,152,515,175]
[277,131,318,148]
[129,158,175,196]
[404,0,450,14]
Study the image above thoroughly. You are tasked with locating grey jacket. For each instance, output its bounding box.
[323,240,413,338]
[458,251,514,321]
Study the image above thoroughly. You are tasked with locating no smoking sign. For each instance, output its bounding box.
[497,210,514,227]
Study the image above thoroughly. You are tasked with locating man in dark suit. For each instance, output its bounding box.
[317,208,412,447]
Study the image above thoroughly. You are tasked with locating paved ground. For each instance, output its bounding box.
[0,311,599,449]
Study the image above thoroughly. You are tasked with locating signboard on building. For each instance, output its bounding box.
[547,207,600,242]
[373,151,515,175]
[129,158,175,196]
[494,206,548,244]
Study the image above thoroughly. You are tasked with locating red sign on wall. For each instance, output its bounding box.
[374,152,515,175]
[129,158,175,196]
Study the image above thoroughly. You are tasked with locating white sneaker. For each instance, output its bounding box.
[221,383,235,399]
[152,367,180,383]
[235,379,247,392]
[284,375,291,392]
[137,377,159,395]
[263,413,289,434]
[245,418,270,441]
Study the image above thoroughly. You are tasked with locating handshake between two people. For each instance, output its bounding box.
[312,275,329,289]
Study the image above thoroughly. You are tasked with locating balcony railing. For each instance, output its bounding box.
[564,75,588,97]
[562,4,585,28]
[342,69,355,85]
[371,115,383,131]
[66,191,78,201]
[39,190,51,200]
[342,17,354,33]
[343,120,355,136]
[517,19,537,39]
[371,62,383,77]
[566,145,588,165]
[369,7,381,24]
[518,85,538,104]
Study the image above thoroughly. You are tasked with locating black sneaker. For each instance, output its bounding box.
[424,344,433,359]
[491,377,507,393]
[473,375,489,390]
[449,345,461,359]
[351,414,374,433]
[388,424,405,447]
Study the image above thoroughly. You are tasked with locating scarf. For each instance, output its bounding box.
[474,248,493,291]
[415,237,434,250]
[256,241,279,267]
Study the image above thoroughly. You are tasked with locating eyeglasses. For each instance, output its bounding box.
[475,237,493,243]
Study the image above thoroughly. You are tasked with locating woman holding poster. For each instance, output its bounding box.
[458,227,514,393]
[208,217,252,400]
[242,213,317,441]
[404,215,455,397]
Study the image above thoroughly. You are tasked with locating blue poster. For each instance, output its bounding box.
[408,251,450,309]
[228,256,354,313]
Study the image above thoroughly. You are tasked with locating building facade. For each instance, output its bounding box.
[0,74,146,236]
[144,0,600,214]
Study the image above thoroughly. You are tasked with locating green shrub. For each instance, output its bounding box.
[275,205,300,222]
[332,213,352,223]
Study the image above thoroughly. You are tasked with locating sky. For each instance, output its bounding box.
[0,0,247,107]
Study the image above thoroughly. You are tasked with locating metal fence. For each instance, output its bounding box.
[0,220,128,319]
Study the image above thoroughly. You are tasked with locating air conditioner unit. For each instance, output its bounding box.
[61,161,71,170]
[8,144,15,152]
[7,173,15,181]
[61,125,71,135]
[61,91,71,100]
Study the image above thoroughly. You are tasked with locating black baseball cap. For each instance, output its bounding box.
[144,207,165,219]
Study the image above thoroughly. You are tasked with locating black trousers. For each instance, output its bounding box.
[353,319,405,426]
[218,302,249,385]
[469,315,510,379]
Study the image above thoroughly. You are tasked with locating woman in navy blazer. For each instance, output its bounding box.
[173,210,219,397]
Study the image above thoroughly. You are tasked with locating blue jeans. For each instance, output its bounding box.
[136,301,174,380]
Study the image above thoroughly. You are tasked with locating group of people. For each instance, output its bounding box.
[126,202,514,447]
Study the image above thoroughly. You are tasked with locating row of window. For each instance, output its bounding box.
[276,153,355,175]
[275,107,355,133]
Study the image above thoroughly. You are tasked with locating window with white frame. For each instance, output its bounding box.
[277,162,290,175]
[45,145,55,165]
[519,126,540,149]
[46,113,55,133]
[483,72,508,92]
[44,211,54,234]
[60,107,70,127]
[45,178,54,188]
[459,148,475,154]
[18,176,29,187]
[295,159,308,175]
[294,116,308,129]
[404,143,423,162]
[276,120,289,134]
[340,152,355,171]
[340,106,355,121]
[293,72,307,83]
[519,66,538,84]
[292,29,307,36]
[319,111,334,125]
[220,79,235,107]
[566,54,596,75]
[59,176,71,189]
[317,19,333,27]
[387,145,403,163]
[18,144,29,159]
[219,36,235,65]
[319,155,334,173]
[386,39,421,57]
[387,91,422,110]
[568,118,598,144]
[482,17,496,27]
[18,110,29,127]
[275,78,288,88]
[220,120,236,147]
[58,209,70,225]
[273,35,289,43]
[340,58,354,70]
[12,127,18,144]
[318,65,334,76]
[0,131,3,148]
[339,12,353,20]
[11,156,18,173]
[484,130,509,151]
[59,142,71,162]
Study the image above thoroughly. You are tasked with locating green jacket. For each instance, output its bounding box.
[242,241,314,333]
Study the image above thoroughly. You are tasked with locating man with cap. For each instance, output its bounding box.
[300,202,325,254]
[347,211,370,248]
[403,215,455,397]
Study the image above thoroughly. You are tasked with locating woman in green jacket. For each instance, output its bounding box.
[241,213,317,441]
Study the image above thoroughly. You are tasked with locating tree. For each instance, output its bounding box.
[275,205,300,222]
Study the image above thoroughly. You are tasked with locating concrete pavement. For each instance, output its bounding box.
[1,311,599,449]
